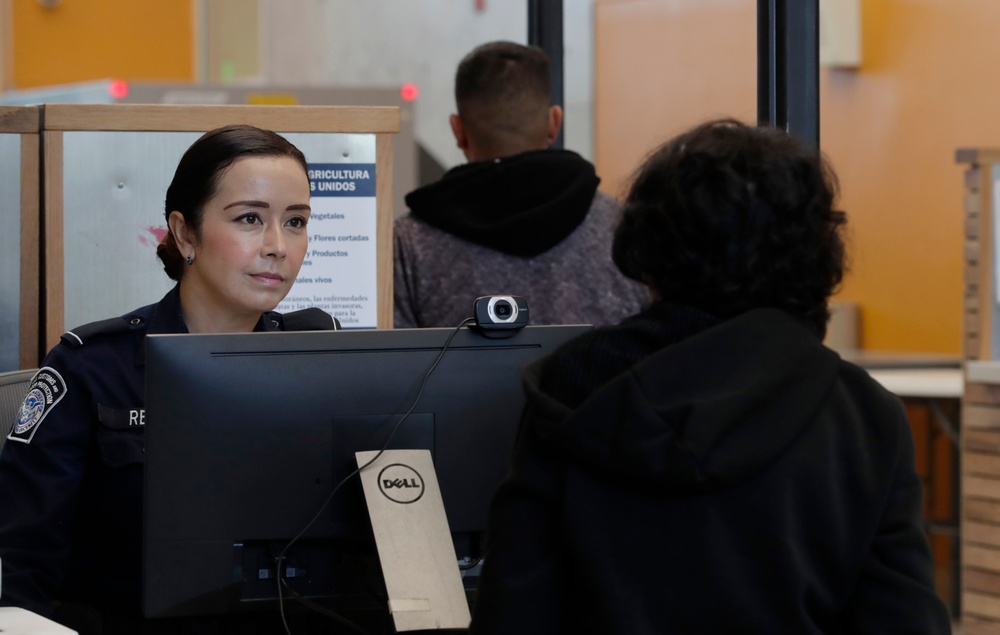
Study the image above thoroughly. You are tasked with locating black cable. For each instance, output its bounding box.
[279,579,372,635]
[278,317,476,635]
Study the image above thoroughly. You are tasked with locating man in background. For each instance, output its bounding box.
[393,40,647,328]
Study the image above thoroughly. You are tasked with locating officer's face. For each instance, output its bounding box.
[183,156,311,329]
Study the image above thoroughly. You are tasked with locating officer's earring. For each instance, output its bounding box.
[186,254,194,265]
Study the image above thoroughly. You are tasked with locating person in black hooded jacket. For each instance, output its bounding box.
[393,40,648,328]
[468,119,953,634]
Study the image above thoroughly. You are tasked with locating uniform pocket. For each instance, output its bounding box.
[96,404,145,468]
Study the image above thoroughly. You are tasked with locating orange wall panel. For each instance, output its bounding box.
[595,0,757,199]
[12,0,193,89]
[819,0,1000,354]
[596,0,1000,353]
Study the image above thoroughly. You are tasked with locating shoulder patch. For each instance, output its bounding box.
[7,367,68,444]
[61,315,142,348]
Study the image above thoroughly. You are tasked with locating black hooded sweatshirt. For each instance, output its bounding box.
[394,149,647,328]
[470,303,952,635]
[404,148,600,257]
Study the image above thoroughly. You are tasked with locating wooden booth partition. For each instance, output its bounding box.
[39,104,399,350]
[956,148,1000,630]
[0,106,41,370]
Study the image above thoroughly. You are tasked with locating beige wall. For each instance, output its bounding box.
[596,0,1000,354]
[595,1,757,197]
[203,0,260,83]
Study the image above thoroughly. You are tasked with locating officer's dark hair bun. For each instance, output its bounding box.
[156,231,186,282]
[157,124,309,281]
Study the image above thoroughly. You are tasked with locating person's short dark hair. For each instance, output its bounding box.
[612,119,847,337]
[156,124,309,281]
[454,40,551,153]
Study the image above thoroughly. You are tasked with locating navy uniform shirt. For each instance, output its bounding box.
[0,285,335,621]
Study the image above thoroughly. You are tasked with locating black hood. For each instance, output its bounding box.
[523,308,841,493]
[404,149,600,257]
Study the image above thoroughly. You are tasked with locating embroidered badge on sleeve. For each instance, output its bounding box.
[8,367,69,444]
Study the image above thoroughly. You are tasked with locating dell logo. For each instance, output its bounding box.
[383,478,420,489]
[377,463,425,504]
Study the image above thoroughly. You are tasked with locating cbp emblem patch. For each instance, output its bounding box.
[8,367,68,444]
[18,389,46,431]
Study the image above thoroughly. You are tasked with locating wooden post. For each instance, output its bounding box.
[956,148,1000,629]
[0,106,41,369]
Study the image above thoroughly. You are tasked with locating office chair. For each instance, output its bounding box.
[0,368,37,453]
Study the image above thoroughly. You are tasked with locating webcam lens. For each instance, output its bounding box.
[495,301,512,317]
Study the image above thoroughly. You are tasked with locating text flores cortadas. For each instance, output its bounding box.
[295,170,371,274]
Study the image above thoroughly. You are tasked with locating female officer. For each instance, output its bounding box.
[469,119,953,634]
[0,125,335,632]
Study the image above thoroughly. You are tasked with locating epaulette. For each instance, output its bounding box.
[60,314,147,348]
[280,308,340,331]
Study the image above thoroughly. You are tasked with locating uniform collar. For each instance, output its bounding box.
[136,285,281,365]
[145,284,189,335]
[146,284,281,334]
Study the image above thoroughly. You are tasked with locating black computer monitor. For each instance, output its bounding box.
[142,324,589,619]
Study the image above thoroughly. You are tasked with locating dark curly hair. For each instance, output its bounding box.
[156,124,309,281]
[612,119,847,337]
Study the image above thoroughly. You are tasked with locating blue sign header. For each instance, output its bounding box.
[307,163,376,197]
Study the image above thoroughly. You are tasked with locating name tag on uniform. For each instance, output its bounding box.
[98,405,145,428]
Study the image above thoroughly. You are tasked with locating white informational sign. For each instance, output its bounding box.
[276,162,378,328]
